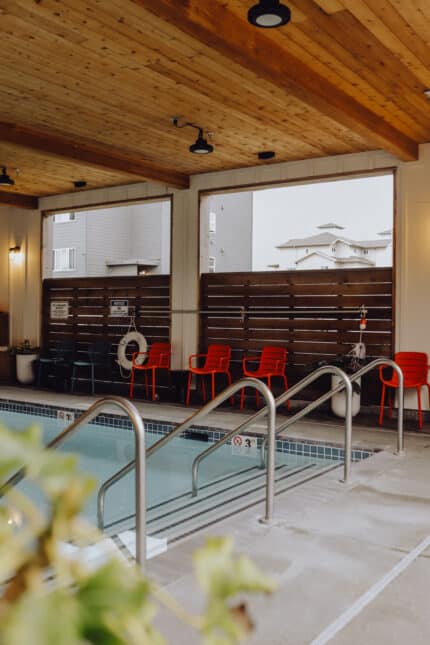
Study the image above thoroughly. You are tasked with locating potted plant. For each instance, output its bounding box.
[329,344,365,418]
[9,339,40,385]
[330,305,369,417]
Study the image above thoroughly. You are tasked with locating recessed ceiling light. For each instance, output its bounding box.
[0,166,14,186]
[258,150,276,160]
[424,89,430,99]
[248,0,291,28]
[73,180,87,189]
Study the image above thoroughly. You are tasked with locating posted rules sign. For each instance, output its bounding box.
[110,299,129,316]
[50,301,69,319]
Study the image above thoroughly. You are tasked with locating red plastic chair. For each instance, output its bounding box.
[240,346,289,410]
[186,344,232,406]
[129,342,171,401]
[379,351,430,430]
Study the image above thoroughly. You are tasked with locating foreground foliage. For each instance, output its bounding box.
[0,424,275,644]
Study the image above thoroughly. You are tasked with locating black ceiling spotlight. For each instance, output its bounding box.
[172,117,214,154]
[258,150,276,160]
[0,166,14,186]
[248,0,291,28]
[73,180,87,189]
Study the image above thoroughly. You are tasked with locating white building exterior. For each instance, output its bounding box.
[43,199,171,278]
[200,192,253,273]
[275,223,392,270]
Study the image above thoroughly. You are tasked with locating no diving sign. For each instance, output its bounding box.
[232,434,258,457]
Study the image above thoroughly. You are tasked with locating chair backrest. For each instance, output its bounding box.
[55,340,75,360]
[394,352,428,385]
[259,346,287,373]
[88,341,111,365]
[204,344,231,370]
[147,342,171,368]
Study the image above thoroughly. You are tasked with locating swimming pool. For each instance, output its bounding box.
[0,400,373,544]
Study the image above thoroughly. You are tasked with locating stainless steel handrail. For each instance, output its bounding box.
[260,358,405,470]
[192,366,353,491]
[0,397,147,573]
[97,378,276,528]
[348,358,404,454]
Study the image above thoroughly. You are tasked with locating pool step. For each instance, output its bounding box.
[104,462,295,535]
[105,459,340,542]
[151,462,339,543]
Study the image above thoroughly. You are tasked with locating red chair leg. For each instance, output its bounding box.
[202,377,207,402]
[417,386,423,430]
[129,366,135,399]
[186,371,192,406]
[379,383,386,425]
[144,371,149,399]
[240,387,245,409]
[211,373,215,401]
[152,368,156,402]
[388,389,393,419]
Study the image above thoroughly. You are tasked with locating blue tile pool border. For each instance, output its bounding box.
[0,398,376,463]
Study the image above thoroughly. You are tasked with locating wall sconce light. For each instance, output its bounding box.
[9,245,23,264]
[172,117,214,154]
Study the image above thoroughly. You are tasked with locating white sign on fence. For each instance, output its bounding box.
[110,299,129,316]
[50,301,69,319]
[231,434,258,457]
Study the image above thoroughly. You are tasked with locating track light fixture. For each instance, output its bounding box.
[0,166,14,186]
[248,0,291,28]
[172,118,214,154]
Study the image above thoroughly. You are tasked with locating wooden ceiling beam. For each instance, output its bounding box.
[0,122,190,189]
[134,0,418,162]
[0,191,39,210]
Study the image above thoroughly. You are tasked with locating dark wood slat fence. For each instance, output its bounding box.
[200,268,393,404]
[42,276,170,392]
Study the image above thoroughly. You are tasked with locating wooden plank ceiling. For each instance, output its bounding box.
[0,0,428,205]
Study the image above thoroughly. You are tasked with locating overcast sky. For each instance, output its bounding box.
[252,173,394,268]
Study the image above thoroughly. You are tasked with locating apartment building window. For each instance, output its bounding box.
[208,256,216,272]
[209,212,216,233]
[54,212,76,223]
[53,248,76,272]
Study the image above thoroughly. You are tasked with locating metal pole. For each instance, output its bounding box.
[0,396,147,573]
[261,384,276,523]
[348,358,405,456]
[342,377,353,483]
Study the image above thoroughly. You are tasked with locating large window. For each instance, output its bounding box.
[200,172,394,273]
[53,248,76,272]
[43,199,171,278]
[53,212,76,223]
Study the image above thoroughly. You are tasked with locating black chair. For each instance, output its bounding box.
[70,341,111,394]
[37,340,75,389]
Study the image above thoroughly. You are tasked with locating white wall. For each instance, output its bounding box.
[200,192,253,272]
[0,206,41,346]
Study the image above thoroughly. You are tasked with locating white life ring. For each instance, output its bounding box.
[117,331,147,371]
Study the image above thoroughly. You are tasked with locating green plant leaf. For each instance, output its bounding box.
[1,589,82,645]
[194,537,276,645]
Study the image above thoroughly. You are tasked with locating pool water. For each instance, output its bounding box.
[0,409,344,534]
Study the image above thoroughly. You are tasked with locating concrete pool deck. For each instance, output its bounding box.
[1,386,430,643]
